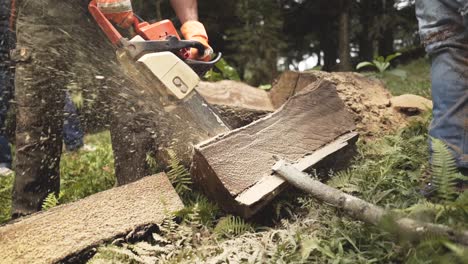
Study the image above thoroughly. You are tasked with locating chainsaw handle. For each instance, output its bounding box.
[181,40,206,57]
[186,52,222,76]
[123,37,207,60]
[88,0,124,47]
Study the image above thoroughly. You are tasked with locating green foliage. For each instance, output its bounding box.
[60,132,115,203]
[430,138,466,203]
[71,91,84,110]
[0,174,13,223]
[381,58,431,98]
[88,246,144,264]
[204,58,241,82]
[357,52,403,75]
[226,0,286,86]
[0,132,115,224]
[258,84,272,91]
[176,193,220,227]
[214,215,254,238]
[166,150,192,198]
[42,191,64,211]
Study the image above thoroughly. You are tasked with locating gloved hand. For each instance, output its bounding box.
[96,0,135,29]
[181,21,213,61]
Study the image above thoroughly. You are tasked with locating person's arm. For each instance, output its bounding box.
[170,0,198,24]
[170,0,213,61]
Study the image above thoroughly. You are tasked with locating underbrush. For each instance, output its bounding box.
[89,114,468,263]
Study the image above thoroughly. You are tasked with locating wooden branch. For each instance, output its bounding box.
[272,161,468,246]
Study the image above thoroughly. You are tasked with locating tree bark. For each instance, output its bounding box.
[155,0,163,21]
[320,21,338,71]
[377,0,395,57]
[337,0,352,71]
[359,0,375,62]
[273,161,468,246]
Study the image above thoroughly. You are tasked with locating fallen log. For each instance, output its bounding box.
[191,80,357,218]
[269,71,318,109]
[269,71,406,138]
[273,160,468,246]
[0,173,184,264]
[196,81,274,128]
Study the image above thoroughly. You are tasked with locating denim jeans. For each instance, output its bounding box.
[416,0,468,168]
[63,92,84,151]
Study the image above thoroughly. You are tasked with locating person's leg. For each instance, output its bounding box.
[11,0,75,216]
[416,0,468,169]
[109,109,155,185]
[63,91,84,152]
[0,0,12,169]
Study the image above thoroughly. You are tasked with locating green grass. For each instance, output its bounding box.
[88,114,467,263]
[0,131,115,224]
[3,59,467,262]
[380,57,432,98]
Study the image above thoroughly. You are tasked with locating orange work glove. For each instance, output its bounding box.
[96,0,135,29]
[181,21,213,61]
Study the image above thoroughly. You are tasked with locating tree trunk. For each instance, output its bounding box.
[377,0,395,57]
[155,0,162,21]
[320,21,338,71]
[359,0,375,61]
[337,0,352,71]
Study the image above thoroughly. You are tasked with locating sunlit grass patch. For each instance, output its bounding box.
[0,131,115,224]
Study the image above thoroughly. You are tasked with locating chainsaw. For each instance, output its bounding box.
[88,1,229,133]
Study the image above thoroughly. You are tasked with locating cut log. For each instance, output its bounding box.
[113,51,230,169]
[273,160,468,246]
[0,173,184,264]
[390,94,432,114]
[196,81,274,128]
[269,71,319,109]
[191,80,357,217]
[269,71,408,138]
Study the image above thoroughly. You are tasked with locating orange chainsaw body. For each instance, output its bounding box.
[135,20,180,41]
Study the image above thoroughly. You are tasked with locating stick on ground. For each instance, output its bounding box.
[272,160,468,246]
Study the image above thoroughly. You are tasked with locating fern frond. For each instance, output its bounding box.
[42,192,64,211]
[431,138,460,202]
[214,215,254,238]
[328,170,361,194]
[166,149,192,197]
[145,152,159,173]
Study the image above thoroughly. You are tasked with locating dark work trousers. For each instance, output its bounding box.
[0,0,13,168]
[12,0,157,216]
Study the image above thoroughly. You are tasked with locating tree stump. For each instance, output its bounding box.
[191,80,357,217]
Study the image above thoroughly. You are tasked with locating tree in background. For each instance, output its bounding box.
[131,0,419,85]
[224,0,286,86]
